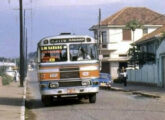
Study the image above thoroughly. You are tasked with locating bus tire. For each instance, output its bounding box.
[77,95,83,101]
[41,95,53,106]
[89,93,96,103]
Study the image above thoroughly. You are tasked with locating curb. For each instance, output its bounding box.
[100,86,161,98]
[20,79,27,120]
[132,91,160,98]
[110,87,132,92]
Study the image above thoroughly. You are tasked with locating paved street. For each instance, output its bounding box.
[26,71,165,120]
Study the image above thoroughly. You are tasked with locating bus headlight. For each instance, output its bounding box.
[49,82,59,88]
[82,80,90,86]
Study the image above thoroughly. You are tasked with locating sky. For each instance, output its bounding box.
[0,0,165,58]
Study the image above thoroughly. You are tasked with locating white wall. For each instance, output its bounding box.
[107,28,132,59]
[127,64,158,85]
[148,27,157,33]
[133,29,143,41]
[109,28,144,43]
[110,62,119,79]
[109,28,122,43]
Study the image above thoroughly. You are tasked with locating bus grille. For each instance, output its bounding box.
[60,68,79,79]
[59,81,82,87]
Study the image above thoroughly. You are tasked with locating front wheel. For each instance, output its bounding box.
[41,95,53,106]
[89,94,96,103]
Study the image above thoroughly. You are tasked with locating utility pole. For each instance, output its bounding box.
[98,8,101,55]
[19,0,25,87]
[24,9,28,77]
[25,28,28,77]
[98,8,102,70]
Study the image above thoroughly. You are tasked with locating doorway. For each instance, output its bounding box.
[101,62,110,74]
[119,62,128,71]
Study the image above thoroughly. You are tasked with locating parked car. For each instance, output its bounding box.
[98,73,112,87]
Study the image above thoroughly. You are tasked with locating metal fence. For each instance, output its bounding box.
[127,64,158,85]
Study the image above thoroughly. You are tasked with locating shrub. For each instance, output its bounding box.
[0,67,13,85]
[1,74,13,85]
[0,66,7,76]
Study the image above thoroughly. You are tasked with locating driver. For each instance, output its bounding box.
[77,47,91,60]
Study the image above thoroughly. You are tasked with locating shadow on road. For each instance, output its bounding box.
[0,97,22,106]
[26,97,88,109]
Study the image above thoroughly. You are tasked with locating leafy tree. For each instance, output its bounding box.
[128,46,155,67]
[126,20,143,43]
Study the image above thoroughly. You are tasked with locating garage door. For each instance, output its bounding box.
[101,62,110,73]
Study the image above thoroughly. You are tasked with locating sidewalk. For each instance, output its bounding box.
[105,83,165,99]
[0,82,24,120]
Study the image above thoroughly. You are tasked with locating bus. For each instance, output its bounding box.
[37,33,100,105]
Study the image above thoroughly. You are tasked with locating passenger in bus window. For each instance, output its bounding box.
[77,47,91,60]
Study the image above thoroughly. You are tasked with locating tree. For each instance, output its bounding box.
[126,20,143,68]
[128,47,155,67]
[126,20,143,43]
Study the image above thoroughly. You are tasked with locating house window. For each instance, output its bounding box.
[102,45,107,48]
[143,28,148,35]
[102,31,107,44]
[123,29,131,41]
[119,54,127,57]
[103,54,109,57]
[94,31,98,39]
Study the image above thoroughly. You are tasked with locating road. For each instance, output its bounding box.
[26,71,165,120]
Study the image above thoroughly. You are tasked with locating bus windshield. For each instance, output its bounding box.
[40,45,67,62]
[70,44,97,61]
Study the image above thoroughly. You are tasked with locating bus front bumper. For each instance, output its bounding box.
[40,86,99,96]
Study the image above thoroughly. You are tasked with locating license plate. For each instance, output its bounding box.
[67,88,75,94]
[100,83,106,86]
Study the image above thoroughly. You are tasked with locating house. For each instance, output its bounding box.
[89,7,165,79]
[127,25,165,87]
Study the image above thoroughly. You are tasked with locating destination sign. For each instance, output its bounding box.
[50,38,85,43]
[40,45,66,51]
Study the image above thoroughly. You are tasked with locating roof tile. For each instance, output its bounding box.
[100,7,165,25]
